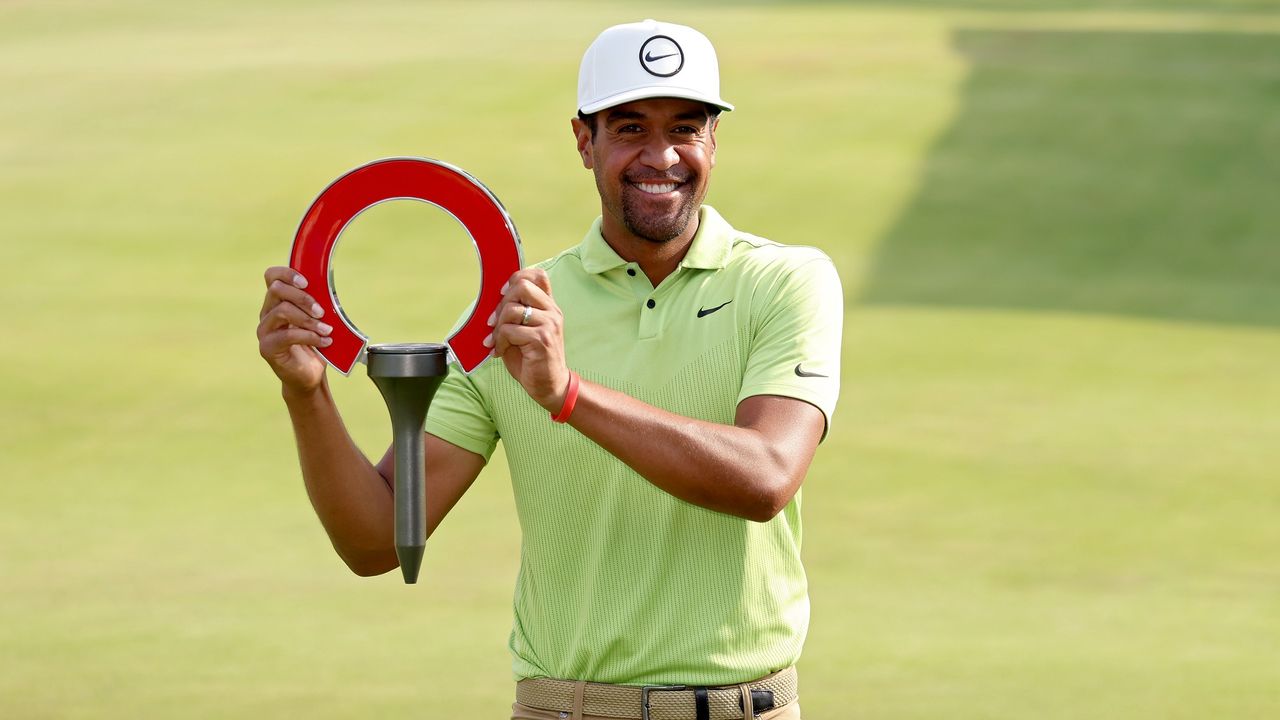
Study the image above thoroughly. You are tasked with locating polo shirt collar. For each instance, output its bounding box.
[680,205,734,270]
[579,217,628,274]
[578,205,735,275]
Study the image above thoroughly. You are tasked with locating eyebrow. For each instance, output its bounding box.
[604,110,646,122]
[673,110,710,122]
[603,109,710,124]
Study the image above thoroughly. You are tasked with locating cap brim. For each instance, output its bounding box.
[580,87,734,114]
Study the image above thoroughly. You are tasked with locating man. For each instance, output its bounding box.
[257,19,841,720]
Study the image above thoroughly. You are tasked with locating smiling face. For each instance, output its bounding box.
[573,98,718,246]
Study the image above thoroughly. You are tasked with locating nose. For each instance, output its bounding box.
[639,135,679,171]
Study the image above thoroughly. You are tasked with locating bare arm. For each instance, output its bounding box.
[259,266,485,576]
[569,387,823,521]
[487,268,825,522]
[283,384,486,575]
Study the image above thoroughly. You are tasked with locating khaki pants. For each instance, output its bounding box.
[510,700,801,720]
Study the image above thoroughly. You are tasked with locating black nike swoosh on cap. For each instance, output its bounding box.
[644,51,680,63]
[696,300,732,318]
[794,364,828,378]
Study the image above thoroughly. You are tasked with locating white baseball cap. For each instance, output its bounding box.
[577,19,734,115]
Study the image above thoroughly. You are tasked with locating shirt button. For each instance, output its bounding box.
[646,299,656,309]
[627,268,636,276]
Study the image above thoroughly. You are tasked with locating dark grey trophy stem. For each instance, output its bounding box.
[367,343,448,584]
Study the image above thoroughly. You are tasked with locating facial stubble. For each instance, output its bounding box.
[594,166,703,245]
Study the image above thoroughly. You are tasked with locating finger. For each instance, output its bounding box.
[504,266,550,294]
[495,301,543,329]
[488,324,542,358]
[261,279,325,321]
[501,268,553,300]
[264,266,309,290]
[499,276,554,312]
[488,287,554,331]
[258,300,334,339]
[499,268,548,291]
[261,266,309,315]
[259,297,328,335]
[260,326,333,358]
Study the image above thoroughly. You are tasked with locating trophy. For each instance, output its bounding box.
[288,158,523,583]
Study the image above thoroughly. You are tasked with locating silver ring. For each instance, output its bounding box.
[519,304,533,326]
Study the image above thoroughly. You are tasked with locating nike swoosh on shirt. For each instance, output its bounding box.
[794,364,828,378]
[644,51,680,63]
[696,300,732,318]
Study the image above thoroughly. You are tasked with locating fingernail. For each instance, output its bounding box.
[483,334,493,348]
[320,337,333,346]
[293,274,308,289]
[317,322,333,335]
[487,311,495,326]
[311,303,324,318]
[500,282,509,293]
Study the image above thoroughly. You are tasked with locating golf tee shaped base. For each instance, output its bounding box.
[367,343,448,584]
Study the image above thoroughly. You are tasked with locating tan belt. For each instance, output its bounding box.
[516,667,797,720]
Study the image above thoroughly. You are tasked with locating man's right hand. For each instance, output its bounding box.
[257,266,333,395]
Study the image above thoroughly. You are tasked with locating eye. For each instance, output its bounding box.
[616,123,644,134]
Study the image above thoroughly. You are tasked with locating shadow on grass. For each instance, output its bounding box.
[859,28,1280,328]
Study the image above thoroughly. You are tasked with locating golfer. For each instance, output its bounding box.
[257,19,841,720]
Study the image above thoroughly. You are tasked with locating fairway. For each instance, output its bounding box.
[2,1,1278,718]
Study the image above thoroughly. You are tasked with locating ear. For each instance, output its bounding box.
[571,117,594,169]
[708,116,719,168]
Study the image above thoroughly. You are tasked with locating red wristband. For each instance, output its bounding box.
[551,371,580,423]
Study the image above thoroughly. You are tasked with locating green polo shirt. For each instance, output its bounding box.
[425,205,842,686]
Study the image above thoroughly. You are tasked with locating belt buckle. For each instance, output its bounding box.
[640,684,687,720]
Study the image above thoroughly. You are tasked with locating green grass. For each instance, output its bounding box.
[862,28,1280,326]
[2,1,1278,717]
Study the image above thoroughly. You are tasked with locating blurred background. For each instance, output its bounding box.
[2,1,1277,717]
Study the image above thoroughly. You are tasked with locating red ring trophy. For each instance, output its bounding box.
[289,158,523,583]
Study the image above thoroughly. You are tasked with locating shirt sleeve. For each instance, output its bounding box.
[425,362,500,462]
[737,255,843,436]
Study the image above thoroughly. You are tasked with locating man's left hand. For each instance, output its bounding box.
[486,268,571,413]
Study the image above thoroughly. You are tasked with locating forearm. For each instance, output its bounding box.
[565,381,816,522]
[283,380,397,575]
[488,267,827,522]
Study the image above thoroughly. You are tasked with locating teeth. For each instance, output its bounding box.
[636,182,678,194]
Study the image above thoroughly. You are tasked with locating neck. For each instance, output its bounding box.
[599,210,701,287]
